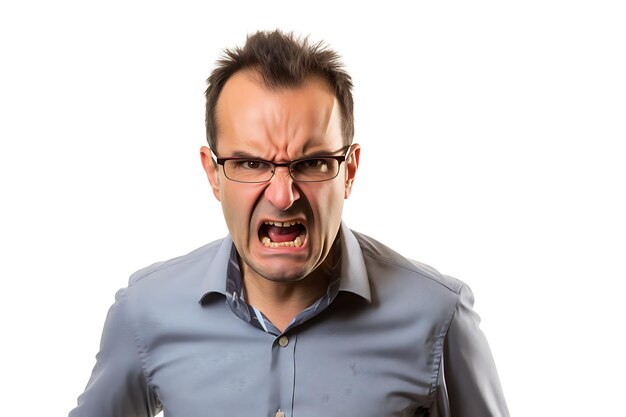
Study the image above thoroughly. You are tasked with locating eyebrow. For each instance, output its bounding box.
[229,150,260,158]
[226,147,347,160]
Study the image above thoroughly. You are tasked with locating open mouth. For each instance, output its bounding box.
[259,220,307,248]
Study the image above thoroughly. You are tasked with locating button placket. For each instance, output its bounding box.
[268,333,297,417]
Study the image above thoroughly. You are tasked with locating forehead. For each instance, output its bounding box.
[214,71,343,156]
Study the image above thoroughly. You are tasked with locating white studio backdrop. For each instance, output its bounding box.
[1,1,624,416]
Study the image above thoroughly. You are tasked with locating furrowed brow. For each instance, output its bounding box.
[300,147,348,158]
[229,151,264,158]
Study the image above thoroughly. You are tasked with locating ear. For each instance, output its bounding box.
[344,143,360,199]
[200,146,222,201]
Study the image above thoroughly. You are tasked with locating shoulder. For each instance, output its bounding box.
[119,237,228,308]
[351,229,465,302]
[110,238,229,339]
[129,239,223,286]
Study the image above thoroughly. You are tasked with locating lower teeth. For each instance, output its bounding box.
[262,235,304,248]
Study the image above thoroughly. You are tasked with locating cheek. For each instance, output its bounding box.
[220,186,261,233]
[307,183,346,230]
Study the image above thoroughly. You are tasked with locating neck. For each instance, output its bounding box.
[240,243,339,333]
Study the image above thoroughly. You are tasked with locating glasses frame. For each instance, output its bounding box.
[212,146,351,183]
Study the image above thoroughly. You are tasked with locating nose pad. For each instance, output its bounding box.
[264,168,300,211]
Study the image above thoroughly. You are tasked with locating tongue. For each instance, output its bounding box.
[267,225,302,243]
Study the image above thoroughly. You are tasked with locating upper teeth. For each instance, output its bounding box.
[264,220,302,227]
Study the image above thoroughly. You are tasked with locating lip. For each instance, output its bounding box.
[256,240,309,254]
[260,217,307,225]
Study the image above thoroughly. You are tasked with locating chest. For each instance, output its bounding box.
[142,303,441,417]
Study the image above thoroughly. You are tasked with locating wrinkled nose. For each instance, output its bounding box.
[264,167,301,211]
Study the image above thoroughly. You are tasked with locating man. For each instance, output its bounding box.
[70,30,509,417]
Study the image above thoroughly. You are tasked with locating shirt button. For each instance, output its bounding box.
[275,409,285,417]
[278,336,289,347]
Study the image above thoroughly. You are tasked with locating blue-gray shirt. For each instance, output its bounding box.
[70,224,509,417]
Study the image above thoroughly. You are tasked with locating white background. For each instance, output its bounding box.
[1,1,624,416]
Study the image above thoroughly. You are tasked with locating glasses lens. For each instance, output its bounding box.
[291,158,340,181]
[224,160,274,182]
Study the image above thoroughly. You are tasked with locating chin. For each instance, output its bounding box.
[245,257,313,282]
[242,236,318,282]
[254,266,311,283]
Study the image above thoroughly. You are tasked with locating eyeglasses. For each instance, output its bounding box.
[212,147,350,183]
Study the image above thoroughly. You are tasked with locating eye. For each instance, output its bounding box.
[234,160,271,170]
[299,158,328,169]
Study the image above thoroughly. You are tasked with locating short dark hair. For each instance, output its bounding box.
[205,30,354,150]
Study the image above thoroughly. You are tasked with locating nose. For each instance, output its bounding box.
[264,167,301,211]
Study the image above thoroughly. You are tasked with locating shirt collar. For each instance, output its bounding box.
[198,235,233,302]
[198,221,372,304]
[338,221,371,302]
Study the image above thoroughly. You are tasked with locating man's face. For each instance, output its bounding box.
[200,71,359,283]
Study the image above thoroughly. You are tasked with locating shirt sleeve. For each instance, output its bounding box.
[435,283,510,417]
[69,287,161,417]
